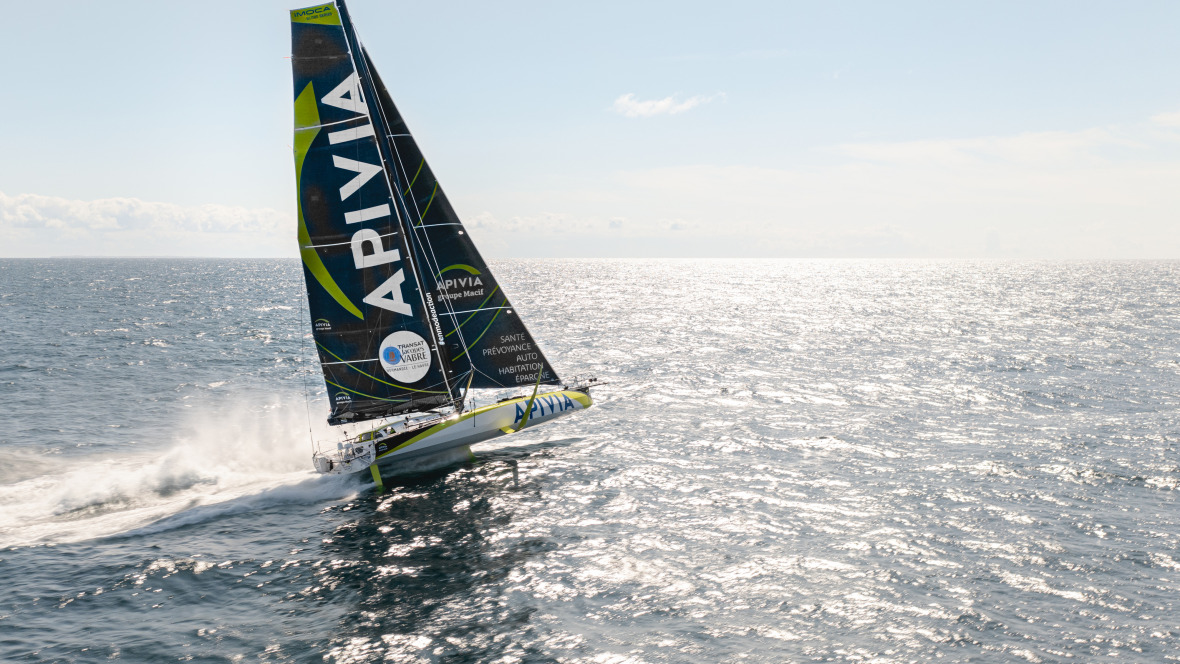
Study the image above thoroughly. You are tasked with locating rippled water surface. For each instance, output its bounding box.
[1,258,1179,663]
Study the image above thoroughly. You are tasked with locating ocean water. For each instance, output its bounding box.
[1,258,1179,663]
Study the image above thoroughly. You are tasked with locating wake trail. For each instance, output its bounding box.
[0,398,360,549]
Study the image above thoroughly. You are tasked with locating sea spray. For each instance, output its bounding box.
[0,393,352,548]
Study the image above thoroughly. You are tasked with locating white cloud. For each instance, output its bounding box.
[612,92,723,118]
[1151,111,1180,127]
[606,119,1180,257]
[458,112,1180,257]
[10,111,1180,259]
[0,192,290,257]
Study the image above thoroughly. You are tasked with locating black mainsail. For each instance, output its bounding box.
[291,0,559,428]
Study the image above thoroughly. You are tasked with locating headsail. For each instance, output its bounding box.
[360,48,562,390]
[291,2,458,424]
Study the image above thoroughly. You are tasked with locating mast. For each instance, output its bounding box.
[293,0,561,419]
[290,1,460,424]
[346,28,564,392]
[332,0,459,409]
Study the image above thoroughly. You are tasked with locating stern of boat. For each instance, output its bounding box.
[312,439,376,475]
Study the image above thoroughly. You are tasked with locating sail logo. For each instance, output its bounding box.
[513,394,577,423]
[378,330,432,382]
[439,276,484,292]
[293,6,332,19]
[319,72,414,319]
[334,391,352,405]
[436,264,485,302]
[314,318,332,332]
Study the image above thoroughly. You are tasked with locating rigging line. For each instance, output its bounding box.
[444,289,503,335]
[468,363,499,387]
[414,182,439,227]
[316,342,450,393]
[349,47,459,403]
[387,132,477,382]
[347,41,474,393]
[296,275,316,452]
[336,26,458,403]
[452,301,507,361]
[389,159,469,320]
[441,305,510,318]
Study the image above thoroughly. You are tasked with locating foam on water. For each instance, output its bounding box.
[0,398,359,548]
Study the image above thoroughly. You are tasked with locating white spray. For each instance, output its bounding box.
[0,396,361,549]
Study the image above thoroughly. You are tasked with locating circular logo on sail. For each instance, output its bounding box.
[378,331,431,383]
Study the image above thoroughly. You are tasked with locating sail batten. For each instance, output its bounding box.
[359,46,563,388]
[292,0,564,431]
[291,0,458,425]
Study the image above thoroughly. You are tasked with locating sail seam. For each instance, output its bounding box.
[393,154,477,373]
[452,302,507,361]
[324,379,410,403]
[317,342,449,394]
[302,229,398,249]
[441,306,511,317]
[444,286,501,337]
[298,117,362,131]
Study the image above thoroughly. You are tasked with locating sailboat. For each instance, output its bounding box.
[289,0,596,485]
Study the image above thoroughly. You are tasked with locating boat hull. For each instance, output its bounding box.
[370,389,591,469]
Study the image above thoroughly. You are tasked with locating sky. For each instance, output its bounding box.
[2,0,1179,258]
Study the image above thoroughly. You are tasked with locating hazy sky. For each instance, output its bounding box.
[2,0,1179,258]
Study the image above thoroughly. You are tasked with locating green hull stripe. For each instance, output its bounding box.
[294,83,363,320]
[568,392,592,408]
